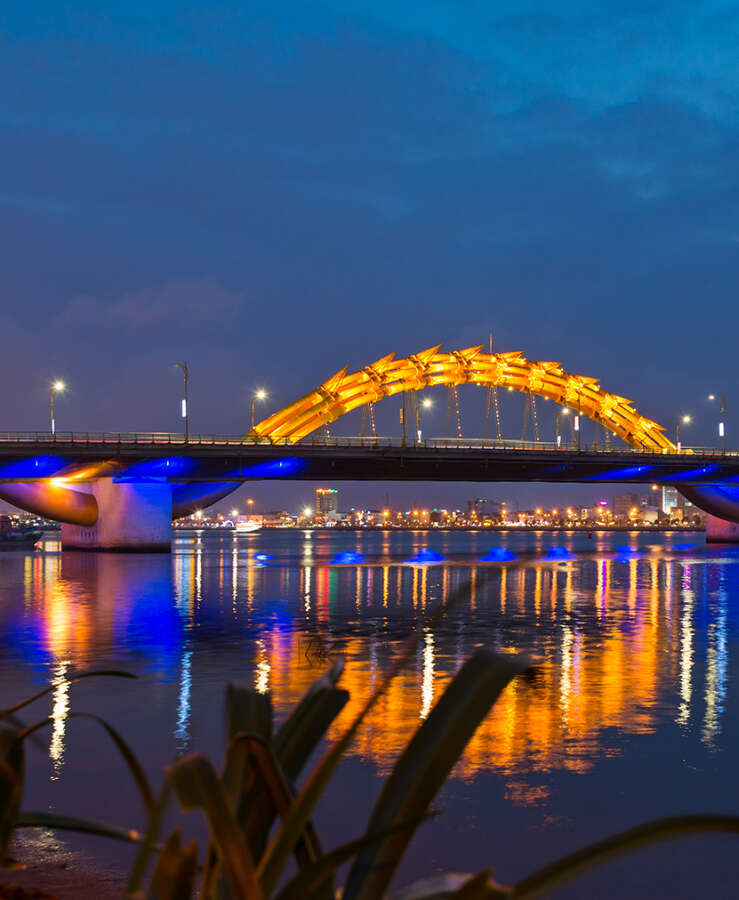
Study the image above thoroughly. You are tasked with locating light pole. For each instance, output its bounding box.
[708,395,726,454]
[555,406,569,448]
[174,362,189,442]
[250,389,267,432]
[675,414,691,452]
[415,396,433,443]
[49,381,65,435]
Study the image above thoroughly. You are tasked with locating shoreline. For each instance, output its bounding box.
[176,524,705,533]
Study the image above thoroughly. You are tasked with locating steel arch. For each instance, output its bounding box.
[252,345,674,451]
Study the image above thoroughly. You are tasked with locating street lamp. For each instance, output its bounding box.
[415,396,433,443]
[555,406,569,448]
[708,395,727,454]
[250,389,267,432]
[174,362,189,442]
[675,414,691,452]
[49,381,65,435]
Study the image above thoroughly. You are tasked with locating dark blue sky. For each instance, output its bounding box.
[2,2,737,511]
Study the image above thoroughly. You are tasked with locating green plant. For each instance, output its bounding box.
[3,574,739,899]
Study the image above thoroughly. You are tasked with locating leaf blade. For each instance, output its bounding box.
[343,650,532,900]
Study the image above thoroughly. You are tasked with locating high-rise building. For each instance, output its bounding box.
[662,486,679,515]
[467,498,502,519]
[315,488,339,517]
[612,492,640,520]
[642,487,660,510]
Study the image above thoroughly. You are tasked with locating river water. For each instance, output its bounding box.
[1,528,738,897]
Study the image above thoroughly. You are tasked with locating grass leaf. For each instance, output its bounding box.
[146,828,198,900]
[167,753,263,899]
[17,712,155,816]
[511,814,739,899]
[17,811,145,844]
[257,572,498,897]
[343,650,532,900]
[0,670,135,716]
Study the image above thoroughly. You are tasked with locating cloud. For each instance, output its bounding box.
[58,278,247,329]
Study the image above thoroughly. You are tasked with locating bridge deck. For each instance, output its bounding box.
[0,434,736,484]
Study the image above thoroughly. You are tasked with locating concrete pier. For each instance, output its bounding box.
[705,513,739,544]
[61,479,172,551]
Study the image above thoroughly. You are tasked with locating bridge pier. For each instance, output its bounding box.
[61,479,172,552]
[705,514,739,544]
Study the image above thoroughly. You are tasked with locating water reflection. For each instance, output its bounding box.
[0,530,735,809]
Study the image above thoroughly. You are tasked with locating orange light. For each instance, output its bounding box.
[252,346,676,451]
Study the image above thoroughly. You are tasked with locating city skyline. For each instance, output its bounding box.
[1,3,737,464]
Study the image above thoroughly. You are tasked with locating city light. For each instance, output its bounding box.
[174,362,189,442]
[49,380,66,435]
[421,397,433,409]
[675,414,692,452]
[708,394,727,453]
[250,390,268,431]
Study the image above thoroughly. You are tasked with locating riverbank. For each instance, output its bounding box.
[177,524,705,533]
[1,835,125,900]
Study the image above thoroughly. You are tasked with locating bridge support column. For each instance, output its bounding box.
[705,514,739,544]
[62,479,172,552]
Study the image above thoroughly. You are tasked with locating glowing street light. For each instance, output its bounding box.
[708,395,727,454]
[415,395,433,443]
[49,380,66,435]
[174,362,189,443]
[250,389,267,432]
[675,414,691,452]
[555,406,570,447]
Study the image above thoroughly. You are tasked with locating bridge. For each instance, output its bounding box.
[1,344,738,548]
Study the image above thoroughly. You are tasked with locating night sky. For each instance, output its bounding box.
[2,2,738,512]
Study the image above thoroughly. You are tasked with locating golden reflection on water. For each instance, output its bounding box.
[24,537,731,806]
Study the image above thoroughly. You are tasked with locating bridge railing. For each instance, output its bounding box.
[0,431,734,456]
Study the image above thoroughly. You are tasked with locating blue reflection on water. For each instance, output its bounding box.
[480,547,517,561]
[542,546,575,560]
[332,551,365,564]
[406,548,445,564]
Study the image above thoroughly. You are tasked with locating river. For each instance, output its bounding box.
[0,528,737,897]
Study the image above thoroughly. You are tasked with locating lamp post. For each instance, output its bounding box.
[708,395,726,454]
[555,407,569,448]
[675,414,691,452]
[49,381,65,435]
[415,396,433,443]
[250,389,267,432]
[174,362,189,442]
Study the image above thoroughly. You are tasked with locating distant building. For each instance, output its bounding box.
[315,488,339,518]
[642,489,660,510]
[662,486,679,515]
[613,492,640,520]
[467,498,502,519]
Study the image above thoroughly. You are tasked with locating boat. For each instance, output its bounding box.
[0,516,43,550]
[235,516,262,533]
